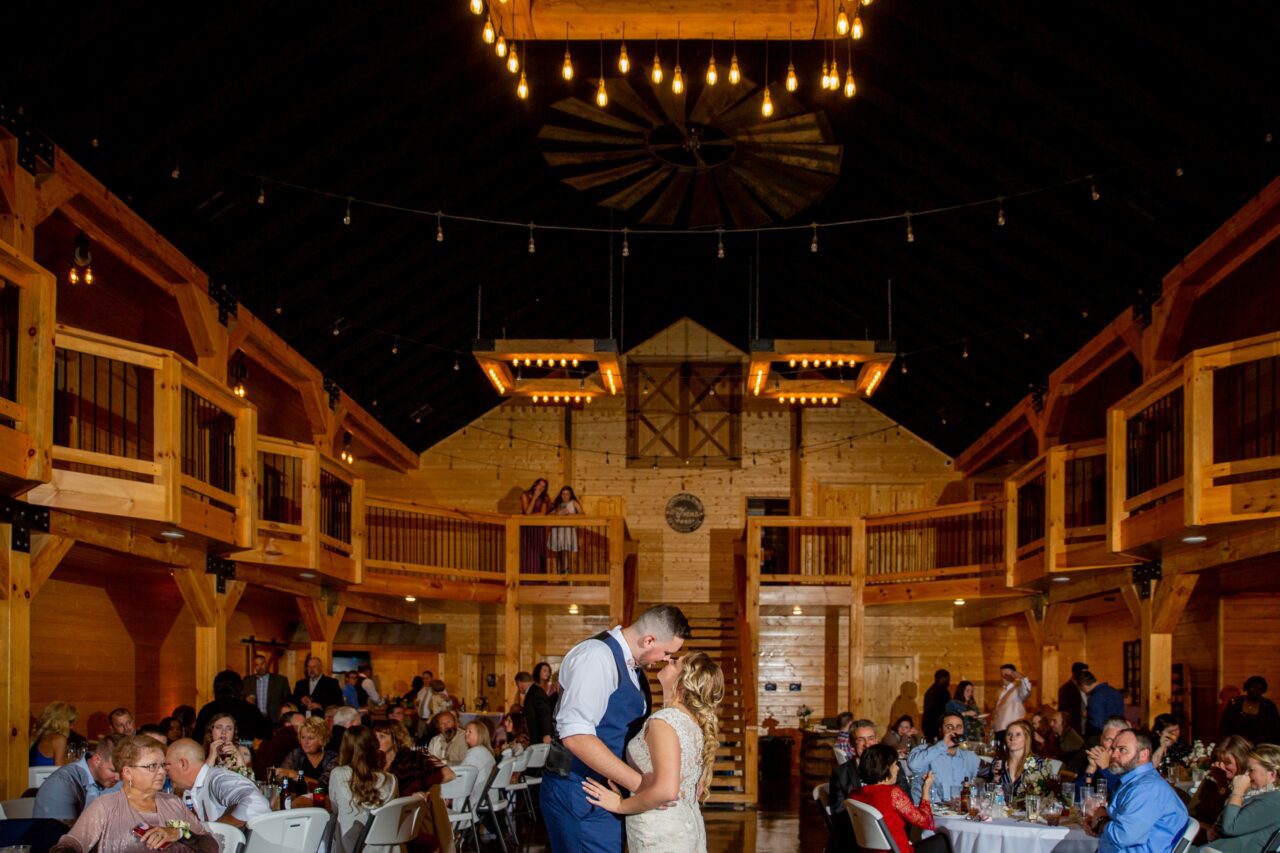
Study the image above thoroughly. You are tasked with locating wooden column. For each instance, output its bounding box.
[1134,575,1198,726]
[0,526,32,799]
[849,518,866,718]
[0,137,37,254]
[504,518,521,710]
[607,517,626,627]
[789,409,805,514]
[1026,603,1073,707]
[175,569,247,708]
[296,596,346,671]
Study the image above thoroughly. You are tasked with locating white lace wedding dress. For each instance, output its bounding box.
[624,707,708,853]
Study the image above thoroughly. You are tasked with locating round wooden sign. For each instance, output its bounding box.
[665,492,705,533]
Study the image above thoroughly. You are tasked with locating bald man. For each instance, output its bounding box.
[166,739,270,826]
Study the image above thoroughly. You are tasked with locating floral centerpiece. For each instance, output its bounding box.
[798,705,814,730]
[1018,756,1057,802]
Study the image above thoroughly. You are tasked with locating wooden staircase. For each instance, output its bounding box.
[645,601,759,805]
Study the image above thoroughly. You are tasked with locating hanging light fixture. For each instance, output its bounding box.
[507,41,519,73]
[618,22,630,73]
[728,21,741,84]
[651,31,663,83]
[230,353,248,398]
[483,15,496,44]
[68,231,93,285]
[761,35,773,117]
[340,431,355,464]
[829,46,839,91]
[671,22,684,94]
[785,23,797,91]
[517,69,529,99]
[495,26,507,57]
[596,37,609,106]
[852,9,864,39]
[562,23,574,80]
[469,0,483,14]
[706,33,718,85]
[844,39,856,98]
[836,2,850,35]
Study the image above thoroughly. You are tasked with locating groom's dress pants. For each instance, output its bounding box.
[542,771,625,853]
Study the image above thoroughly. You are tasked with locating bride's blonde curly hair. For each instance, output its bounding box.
[676,651,725,802]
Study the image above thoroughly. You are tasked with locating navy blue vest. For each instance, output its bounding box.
[569,630,651,779]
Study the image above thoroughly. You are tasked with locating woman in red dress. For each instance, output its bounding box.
[849,744,953,853]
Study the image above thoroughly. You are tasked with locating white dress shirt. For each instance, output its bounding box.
[362,676,384,706]
[555,625,640,739]
[993,676,1033,732]
[186,764,271,823]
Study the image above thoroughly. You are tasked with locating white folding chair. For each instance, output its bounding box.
[510,742,549,816]
[28,765,56,789]
[0,798,35,819]
[813,783,834,833]
[504,748,534,819]
[205,821,247,853]
[846,799,904,853]
[1172,816,1199,853]
[475,756,518,852]
[352,795,425,852]
[243,807,330,853]
[441,764,479,853]
[1045,758,1064,777]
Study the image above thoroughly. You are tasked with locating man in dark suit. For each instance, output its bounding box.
[517,670,555,744]
[1058,661,1089,738]
[827,719,910,852]
[291,655,343,716]
[243,653,290,723]
[921,668,952,742]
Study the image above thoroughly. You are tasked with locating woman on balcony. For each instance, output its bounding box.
[520,478,551,572]
[548,485,583,573]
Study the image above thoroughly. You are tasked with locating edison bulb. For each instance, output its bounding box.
[706,56,718,85]
[761,86,774,117]
[562,49,574,80]
[596,79,608,107]
[836,3,850,35]
[852,14,864,39]
[785,62,798,92]
[729,54,741,84]
[495,33,507,57]
[482,16,495,43]
[844,70,856,98]
[469,0,483,13]
[830,56,839,87]
[651,53,663,84]
[671,65,684,94]
[618,43,630,74]
[507,44,519,73]
[820,61,830,90]
[517,71,529,99]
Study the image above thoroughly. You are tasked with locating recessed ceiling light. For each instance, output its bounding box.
[404,595,417,603]
[792,605,803,616]
[953,598,966,606]
[298,571,318,579]
[159,529,185,540]
[1182,534,1208,544]
[1051,576,1072,584]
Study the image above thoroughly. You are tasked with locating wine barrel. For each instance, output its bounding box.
[801,729,839,793]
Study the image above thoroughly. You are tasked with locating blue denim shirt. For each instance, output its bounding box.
[906,739,980,803]
[1100,762,1188,853]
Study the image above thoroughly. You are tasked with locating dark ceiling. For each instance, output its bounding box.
[6,1,1278,456]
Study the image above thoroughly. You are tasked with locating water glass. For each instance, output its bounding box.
[1043,799,1063,827]
[1026,795,1041,823]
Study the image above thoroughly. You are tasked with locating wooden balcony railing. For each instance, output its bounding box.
[1108,332,1280,551]
[364,499,506,583]
[513,515,625,585]
[234,436,364,583]
[0,239,55,494]
[30,326,256,546]
[745,517,857,583]
[864,500,1005,585]
[1007,441,1136,587]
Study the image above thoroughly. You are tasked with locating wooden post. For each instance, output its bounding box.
[1134,574,1198,725]
[607,517,626,627]
[296,596,346,671]
[741,521,761,805]
[175,569,247,708]
[789,410,805,514]
[0,525,33,799]
[0,138,37,254]
[849,519,866,718]
[1026,603,1073,707]
[504,518,521,710]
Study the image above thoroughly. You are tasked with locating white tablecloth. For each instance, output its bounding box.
[932,813,1099,853]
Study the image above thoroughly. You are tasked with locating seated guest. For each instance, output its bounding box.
[1050,710,1086,774]
[194,670,269,743]
[427,710,468,765]
[202,712,254,778]
[1219,675,1280,746]
[1151,713,1191,776]
[883,715,923,755]
[280,716,338,789]
[500,712,530,755]
[51,735,217,852]
[1077,716,1129,795]
[907,713,980,804]
[160,716,184,744]
[325,704,341,730]
[459,720,497,807]
[832,712,856,763]
[34,735,122,821]
[329,705,361,753]
[1083,729,1188,852]
[253,710,303,779]
[1200,743,1280,852]
[1029,710,1050,753]
[1080,672,1126,738]
[107,708,136,737]
[1192,735,1253,839]
[945,681,984,744]
[979,719,1037,800]
[374,719,455,795]
[166,739,271,827]
[827,719,909,852]
[850,745,953,853]
[292,655,345,717]
[137,724,170,745]
[328,726,399,853]
[30,701,78,766]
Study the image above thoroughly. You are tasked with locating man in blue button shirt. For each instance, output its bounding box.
[906,713,980,803]
[1085,728,1188,853]
[33,734,122,821]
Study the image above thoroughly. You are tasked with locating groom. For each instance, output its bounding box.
[541,605,691,852]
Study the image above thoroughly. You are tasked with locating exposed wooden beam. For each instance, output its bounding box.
[355,571,506,604]
[29,534,74,597]
[953,594,1036,628]
[953,400,1036,475]
[1151,574,1198,635]
[0,524,33,798]
[1119,581,1143,630]
[232,563,422,622]
[296,596,347,666]
[47,511,200,567]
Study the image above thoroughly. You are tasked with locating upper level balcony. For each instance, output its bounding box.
[1006,440,1138,589]
[28,326,256,548]
[1108,332,1280,554]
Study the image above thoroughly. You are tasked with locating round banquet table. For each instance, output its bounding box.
[930,812,1099,853]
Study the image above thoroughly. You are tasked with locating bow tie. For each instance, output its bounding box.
[628,660,641,671]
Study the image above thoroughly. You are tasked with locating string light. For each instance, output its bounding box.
[716,229,725,259]
[761,35,773,117]
[672,23,683,94]
[1090,176,1100,201]
[517,70,529,99]
[706,33,718,85]
[596,38,608,107]
[495,27,507,57]
[391,336,400,355]
[507,42,519,73]
[844,39,856,98]
[810,223,819,252]
[962,340,969,359]
[527,222,536,253]
[621,228,630,257]
[562,23,574,80]
[836,2,850,35]
[728,21,741,84]
[786,24,798,91]
[436,211,445,241]
[257,180,266,205]
[651,32,663,83]
[618,22,630,73]
[821,59,830,91]
[483,15,496,44]
[171,159,180,180]
[343,198,352,226]
[905,212,915,242]
[997,197,1006,226]
[454,359,460,371]
[469,0,483,14]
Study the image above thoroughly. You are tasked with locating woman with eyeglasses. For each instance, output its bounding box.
[52,734,217,851]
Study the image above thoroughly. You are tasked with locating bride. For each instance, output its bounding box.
[583,651,725,853]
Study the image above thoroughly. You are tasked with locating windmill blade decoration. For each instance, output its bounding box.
[539,76,842,228]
